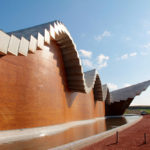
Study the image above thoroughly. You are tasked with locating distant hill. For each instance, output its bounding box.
[129,106,150,109]
[125,106,150,114]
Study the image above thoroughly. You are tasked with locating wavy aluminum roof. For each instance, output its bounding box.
[1,20,150,104]
[110,80,150,103]
[0,20,104,101]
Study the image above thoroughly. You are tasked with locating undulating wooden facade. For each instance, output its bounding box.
[0,21,105,130]
[0,20,149,130]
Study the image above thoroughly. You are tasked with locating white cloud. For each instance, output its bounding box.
[120,52,137,60]
[130,52,137,57]
[97,54,109,69]
[82,59,93,68]
[95,30,111,41]
[124,83,131,88]
[97,54,109,63]
[107,83,118,91]
[102,31,111,37]
[79,49,92,58]
[121,54,128,60]
[81,53,109,70]
[143,43,150,49]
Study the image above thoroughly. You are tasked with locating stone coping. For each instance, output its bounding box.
[0,117,106,144]
[51,115,142,150]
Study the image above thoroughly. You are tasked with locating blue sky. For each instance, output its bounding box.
[0,0,150,105]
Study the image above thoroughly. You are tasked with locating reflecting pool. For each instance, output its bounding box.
[0,115,140,150]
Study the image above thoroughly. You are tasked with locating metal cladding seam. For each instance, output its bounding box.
[0,20,104,101]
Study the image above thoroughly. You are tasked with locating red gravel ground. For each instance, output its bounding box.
[82,115,150,150]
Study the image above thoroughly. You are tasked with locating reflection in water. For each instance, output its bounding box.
[0,115,139,150]
[106,117,127,130]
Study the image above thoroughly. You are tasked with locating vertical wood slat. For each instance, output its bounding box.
[29,35,37,53]
[7,35,20,56]
[18,37,29,56]
[44,29,50,45]
[50,25,55,39]
[37,33,44,50]
[0,30,10,54]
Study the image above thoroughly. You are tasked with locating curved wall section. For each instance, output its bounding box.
[0,20,103,101]
[0,20,106,130]
[0,36,105,130]
[1,20,148,129]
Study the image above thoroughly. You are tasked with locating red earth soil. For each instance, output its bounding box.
[82,115,150,150]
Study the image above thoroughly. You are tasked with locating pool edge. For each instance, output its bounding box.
[51,115,143,150]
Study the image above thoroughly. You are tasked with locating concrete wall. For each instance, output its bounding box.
[0,41,105,130]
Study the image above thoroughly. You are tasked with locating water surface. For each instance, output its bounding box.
[0,115,140,150]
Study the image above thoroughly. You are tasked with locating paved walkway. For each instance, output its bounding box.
[82,115,150,150]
